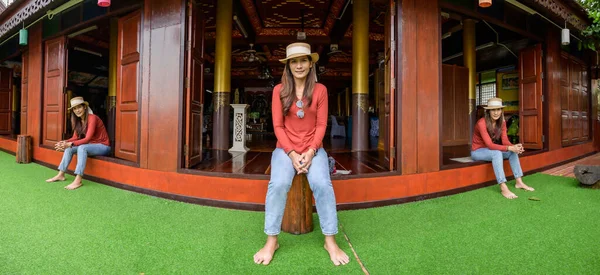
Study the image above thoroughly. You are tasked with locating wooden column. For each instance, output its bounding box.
[352,0,369,151]
[212,0,233,150]
[463,19,476,142]
[400,0,440,174]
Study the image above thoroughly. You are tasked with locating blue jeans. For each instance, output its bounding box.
[471,148,524,184]
[58,144,111,176]
[264,148,338,236]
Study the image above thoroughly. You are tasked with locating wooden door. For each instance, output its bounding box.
[115,10,142,162]
[43,36,67,146]
[519,44,543,149]
[0,67,12,134]
[441,64,469,146]
[21,51,28,135]
[183,0,205,168]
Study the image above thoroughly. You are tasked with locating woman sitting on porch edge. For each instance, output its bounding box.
[471,97,535,199]
[45,97,111,190]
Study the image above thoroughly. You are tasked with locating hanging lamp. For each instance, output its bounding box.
[479,0,492,8]
[19,22,27,46]
[561,28,570,45]
[98,0,110,7]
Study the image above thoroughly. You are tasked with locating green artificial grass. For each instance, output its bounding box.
[339,173,600,274]
[0,150,599,274]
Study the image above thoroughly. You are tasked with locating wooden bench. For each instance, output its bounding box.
[281,174,314,235]
[16,135,32,164]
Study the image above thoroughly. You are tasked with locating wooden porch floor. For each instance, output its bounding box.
[541,153,600,178]
[194,133,391,175]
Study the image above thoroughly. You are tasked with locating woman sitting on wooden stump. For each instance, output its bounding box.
[471,97,535,199]
[253,43,349,266]
[45,97,110,190]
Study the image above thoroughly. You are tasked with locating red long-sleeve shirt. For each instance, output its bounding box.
[272,83,328,154]
[471,118,512,151]
[66,114,110,147]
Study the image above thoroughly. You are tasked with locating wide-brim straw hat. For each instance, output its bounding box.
[483,97,506,110]
[279,42,319,63]
[68,96,93,114]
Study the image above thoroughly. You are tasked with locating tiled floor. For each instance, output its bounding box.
[542,153,600,178]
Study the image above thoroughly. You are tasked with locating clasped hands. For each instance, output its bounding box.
[508,143,524,154]
[288,149,316,174]
[54,141,73,152]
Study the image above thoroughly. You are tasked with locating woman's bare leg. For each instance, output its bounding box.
[46,171,66,182]
[324,235,350,266]
[64,175,83,190]
[253,235,279,265]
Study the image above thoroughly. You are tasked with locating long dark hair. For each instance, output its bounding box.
[70,106,89,139]
[484,108,504,143]
[280,56,318,116]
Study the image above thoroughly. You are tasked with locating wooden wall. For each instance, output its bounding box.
[546,28,562,151]
[139,0,184,171]
[28,23,43,149]
[400,0,440,174]
[441,64,469,146]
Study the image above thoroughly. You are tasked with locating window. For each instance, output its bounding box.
[476,82,496,106]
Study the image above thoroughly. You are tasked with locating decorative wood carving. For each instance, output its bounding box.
[533,0,587,30]
[0,0,56,38]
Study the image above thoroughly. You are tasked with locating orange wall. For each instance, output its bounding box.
[1,138,595,206]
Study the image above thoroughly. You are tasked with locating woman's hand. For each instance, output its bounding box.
[508,144,524,154]
[288,151,305,174]
[55,141,66,152]
[298,149,316,174]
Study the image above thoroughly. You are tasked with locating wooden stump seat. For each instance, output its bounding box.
[281,174,314,235]
[16,135,32,164]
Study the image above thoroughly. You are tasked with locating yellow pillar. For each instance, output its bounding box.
[109,18,118,101]
[352,0,369,151]
[463,19,477,140]
[212,0,233,150]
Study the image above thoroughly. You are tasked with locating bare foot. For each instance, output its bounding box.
[64,181,83,190]
[515,182,535,191]
[324,236,350,266]
[501,189,518,199]
[45,175,66,182]
[253,237,279,265]
[499,183,518,199]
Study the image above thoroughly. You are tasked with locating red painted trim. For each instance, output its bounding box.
[0,137,596,206]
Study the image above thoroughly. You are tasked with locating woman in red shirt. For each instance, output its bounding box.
[45,97,111,190]
[471,98,534,199]
[253,43,349,266]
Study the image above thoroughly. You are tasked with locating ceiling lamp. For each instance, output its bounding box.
[98,0,110,7]
[479,0,492,8]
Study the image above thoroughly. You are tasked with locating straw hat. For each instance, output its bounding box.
[279,42,319,63]
[483,97,506,110]
[68,96,93,114]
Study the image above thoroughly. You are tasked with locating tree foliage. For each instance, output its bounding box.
[578,0,600,50]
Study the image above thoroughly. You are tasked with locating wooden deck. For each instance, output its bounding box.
[542,153,600,178]
[195,133,390,175]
